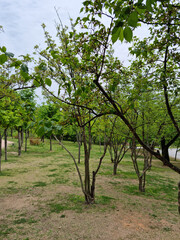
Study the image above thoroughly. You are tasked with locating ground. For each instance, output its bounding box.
[0,139,179,240]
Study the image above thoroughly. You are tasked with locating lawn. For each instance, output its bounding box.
[0,138,179,240]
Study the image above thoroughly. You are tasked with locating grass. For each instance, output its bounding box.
[0,137,179,239]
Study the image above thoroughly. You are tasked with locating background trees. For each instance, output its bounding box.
[0,0,179,207]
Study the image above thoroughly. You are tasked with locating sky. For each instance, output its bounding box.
[0,0,149,103]
[0,0,84,56]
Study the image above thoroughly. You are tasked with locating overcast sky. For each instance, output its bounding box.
[0,0,149,103]
[0,0,84,56]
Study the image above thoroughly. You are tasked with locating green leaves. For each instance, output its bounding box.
[128,11,138,28]
[0,54,8,64]
[0,46,14,64]
[146,0,153,12]
[1,46,6,53]
[5,52,14,57]
[112,27,121,43]
[10,60,22,68]
[33,79,41,87]
[38,62,47,71]
[112,26,132,43]
[123,27,133,42]
[45,78,52,87]
[21,64,29,73]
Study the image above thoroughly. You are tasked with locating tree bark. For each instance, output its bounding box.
[4,128,8,161]
[21,128,23,147]
[139,175,145,192]
[25,130,28,152]
[76,130,81,164]
[113,161,118,175]
[50,135,52,151]
[81,125,95,203]
[11,128,13,138]
[178,181,180,214]
[0,133,2,172]
[18,128,21,156]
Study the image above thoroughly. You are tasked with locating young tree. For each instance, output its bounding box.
[18,89,36,152]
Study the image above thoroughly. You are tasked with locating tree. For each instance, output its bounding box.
[36,102,62,151]
[18,89,36,152]
[77,0,180,173]
[30,0,179,204]
[0,94,23,161]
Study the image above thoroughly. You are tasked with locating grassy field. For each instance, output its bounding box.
[0,138,180,240]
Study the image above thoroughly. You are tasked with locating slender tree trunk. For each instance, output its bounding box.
[82,127,92,203]
[25,130,28,152]
[178,181,180,214]
[161,137,170,165]
[76,131,81,164]
[139,175,145,192]
[21,128,23,147]
[113,160,118,175]
[18,128,21,156]
[41,136,44,143]
[11,128,13,138]
[109,144,114,163]
[0,133,2,172]
[78,141,81,164]
[4,128,8,161]
[50,135,52,151]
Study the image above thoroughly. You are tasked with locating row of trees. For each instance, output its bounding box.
[0,0,179,203]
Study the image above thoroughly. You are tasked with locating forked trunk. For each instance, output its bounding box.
[139,175,146,192]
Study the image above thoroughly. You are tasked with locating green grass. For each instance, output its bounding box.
[13,217,37,224]
[33,181,47,187]
[0,137,179,239]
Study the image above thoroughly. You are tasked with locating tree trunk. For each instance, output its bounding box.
[178,181,180,214]
[113,161,118,175]
[109,144,114,163]
[50,135,52,151]
[25,130,28,152]
[0,133,2,172]
[76,131,81,164]
[4,128,8,161]
[78,141,81,164]
[139,175,145,192]
[21,128,23,147]
[11,128,13,138]
[41,136,44,143]
[18,128,21,156]
[161,137,170,165]
[82,127,93,203]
